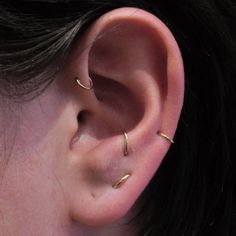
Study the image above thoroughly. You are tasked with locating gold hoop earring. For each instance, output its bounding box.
[75,77,93,90]
[113,174,131,189]
[122,130,129,156]
[157,131,174,144]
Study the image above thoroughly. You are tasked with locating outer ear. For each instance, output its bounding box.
[63,7,184,226]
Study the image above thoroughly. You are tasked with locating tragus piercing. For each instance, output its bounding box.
[113,174,131,189]
[157,131,174,144]
[75,77,93,90]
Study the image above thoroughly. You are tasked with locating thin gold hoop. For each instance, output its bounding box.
[113,174,131,189]
[157,131,174,144]
[122,130,129,156]
[75,77,93,90]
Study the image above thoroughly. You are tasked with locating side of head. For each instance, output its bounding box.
[0,1,235,235]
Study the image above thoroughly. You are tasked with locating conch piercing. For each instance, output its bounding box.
[75,77,93,90]
[113,174,131,189]
[122,130,129,156]
[157,131,174,144]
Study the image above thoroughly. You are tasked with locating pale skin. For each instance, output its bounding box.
[0,7,184,236]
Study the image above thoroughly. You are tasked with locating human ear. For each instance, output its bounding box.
[62,7,184,226]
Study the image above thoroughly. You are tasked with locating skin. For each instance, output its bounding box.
[0,7,184,236]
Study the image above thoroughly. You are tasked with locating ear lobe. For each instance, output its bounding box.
[65,7,184,227]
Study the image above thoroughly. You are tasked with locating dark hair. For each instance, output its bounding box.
[0,0,235,235]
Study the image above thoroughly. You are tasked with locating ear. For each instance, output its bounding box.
[63,7,184,226]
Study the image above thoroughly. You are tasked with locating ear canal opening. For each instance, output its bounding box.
[77,110,87,124]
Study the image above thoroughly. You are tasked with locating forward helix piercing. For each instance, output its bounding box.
[75,77,93,90]
[122,130,129,156]
[113,174,131,189]
[157,131,174,144]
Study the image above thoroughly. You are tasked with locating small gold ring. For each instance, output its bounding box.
[157,131,174,144]
[122,130,129,156]
[75,77,93,90]
[113,174,131,189]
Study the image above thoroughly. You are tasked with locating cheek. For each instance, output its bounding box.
[0,142,69,232]
[11,90,65,151]
[0,84,72,231]
[0,112,68,214]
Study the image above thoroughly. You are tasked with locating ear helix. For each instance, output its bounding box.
[157,131,174,144]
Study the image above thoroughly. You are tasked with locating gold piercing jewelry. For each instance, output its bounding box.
[157,131,174,144]
[75,77,93,90]
[113,174,131,189]
[122,130,129,156]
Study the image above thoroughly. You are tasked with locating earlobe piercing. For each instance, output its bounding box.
[122,130,129,156]
[113,174,131,189]
[157,131,174,144]
[75,77,93,90]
